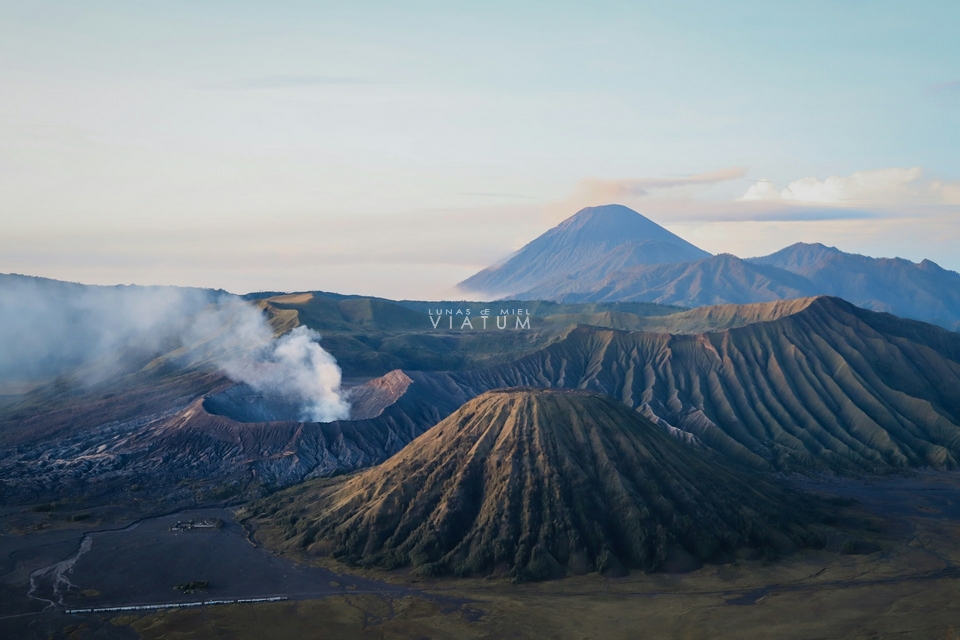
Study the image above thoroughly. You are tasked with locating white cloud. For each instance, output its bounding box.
[740,179,781,202]
[574,166,747,200]
[781,167,923,204]
[546,167,747,221]
[738,167,960,206]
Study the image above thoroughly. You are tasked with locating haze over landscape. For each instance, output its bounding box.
[3,2,960,639]
[2,2,960,297]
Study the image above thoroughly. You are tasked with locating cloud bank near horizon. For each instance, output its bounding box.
[530,165,960,284]
[3,165,959,300]
[738,167,960,206]
[546,166,960,224]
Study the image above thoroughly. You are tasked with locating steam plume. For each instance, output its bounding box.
[0,274,350,422]
[221,326,350,422]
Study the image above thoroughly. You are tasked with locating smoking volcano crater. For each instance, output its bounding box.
[202,369,414,423]
[202,385,309,422]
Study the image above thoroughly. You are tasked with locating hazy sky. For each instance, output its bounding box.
[2,1,958,298]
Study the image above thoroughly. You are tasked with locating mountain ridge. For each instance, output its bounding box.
[5,294,960,513]
[425,296,960,473]
[457,204,710,298]
[748,243,960,330]
[469,222,960,330]
[520,253,816,307]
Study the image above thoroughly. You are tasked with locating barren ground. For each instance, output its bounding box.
[4,473,960,639]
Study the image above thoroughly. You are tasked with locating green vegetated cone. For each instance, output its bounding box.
[262,388,824,581]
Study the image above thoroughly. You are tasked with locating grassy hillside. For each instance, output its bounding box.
[254,291,686,376]
[535,297,822,335]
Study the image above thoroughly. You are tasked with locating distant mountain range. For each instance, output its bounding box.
[749,243,960,330]
[458,204,960,331]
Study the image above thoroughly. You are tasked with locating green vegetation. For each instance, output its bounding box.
[174,580,210,594]
[253,292,687,376]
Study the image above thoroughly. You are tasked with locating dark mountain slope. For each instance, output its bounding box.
[208,296,960,477]
[521,253,816,307]
[749,243,960,331]
[457,205,709,297]
[749,242,845,272]
[252,389,823,580]
[261,292,427,333]
[531,298,823,335]
[253,290,686,377]
[428,297,960,473]
[0,370,468,506]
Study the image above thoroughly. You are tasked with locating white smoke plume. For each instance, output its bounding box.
[0,274,350,422]
[220,326,350,422]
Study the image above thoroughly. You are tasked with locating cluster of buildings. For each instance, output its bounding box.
[169,518,220,532]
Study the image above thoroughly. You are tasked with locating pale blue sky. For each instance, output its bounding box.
[1,1,958,297]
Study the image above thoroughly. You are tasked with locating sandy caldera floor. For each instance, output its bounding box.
[7,473,960,640]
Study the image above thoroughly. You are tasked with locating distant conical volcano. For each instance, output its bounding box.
[255,388,823,580]
[457,204,710,298]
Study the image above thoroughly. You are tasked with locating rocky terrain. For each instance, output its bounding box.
[436,296,960,473]
[0,371,462,508]
[4,294,960,514]
[250,389,824,581]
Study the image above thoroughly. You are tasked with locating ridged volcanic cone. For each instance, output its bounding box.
[259,388,823,580]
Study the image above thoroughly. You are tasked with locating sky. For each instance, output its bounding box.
[1,0,958,298]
